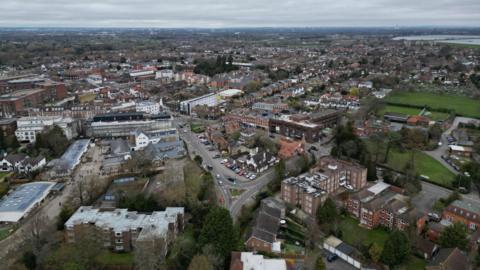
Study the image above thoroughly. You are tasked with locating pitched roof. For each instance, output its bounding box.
[428,248,469,270]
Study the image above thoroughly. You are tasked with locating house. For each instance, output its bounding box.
[407,115,430,127]
[131,129,150,151]
[442,200,480,231]
[230,252,287,270]
[246,149,277,173]
[278,137,304,159]
[427,223,446,242]
[416,238,439,260]
[426,248,470,270]
[245,198,285,253]
[18,156,46,174]
[0,153,27,172]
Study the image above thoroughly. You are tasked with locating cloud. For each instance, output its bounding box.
[0,0,479,27]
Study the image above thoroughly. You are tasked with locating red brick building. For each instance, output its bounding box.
[442,200,480,231]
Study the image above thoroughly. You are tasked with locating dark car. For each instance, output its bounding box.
[227,177,236,184]
[309,146,318,151]
[327,254,338,262]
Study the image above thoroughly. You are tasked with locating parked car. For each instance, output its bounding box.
[327,254,338,262]
[213,154,221,159]
[250,174,257,180]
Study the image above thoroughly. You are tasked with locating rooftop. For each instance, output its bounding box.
[0,181,55,222]
[65,206,184,239]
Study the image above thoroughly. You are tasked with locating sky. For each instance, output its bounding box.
[0,0,479,28]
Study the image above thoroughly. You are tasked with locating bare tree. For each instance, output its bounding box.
[134,236,167,270]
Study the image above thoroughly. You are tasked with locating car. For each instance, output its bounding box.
[250,174,256,180]
[227,177,236,183]
[234,168,241,173]
[213,154,221,159]
[206,165,213,170]
[327,254,338,262]
[309,146,318,151]
[269,134,275,139]
[218,180,223,185]
[216,174,221,178]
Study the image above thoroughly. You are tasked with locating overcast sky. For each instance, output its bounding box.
[0,0,479,28]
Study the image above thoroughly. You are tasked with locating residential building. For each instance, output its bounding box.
[426,248,470,270]
[442,200,480,231]
[0,118,17,136]
[317,156,368,191]
[245,198,285,253]
[281,173,328,216]
[278,137,305,159]
[246,148,277,173]
[65,206,184,253]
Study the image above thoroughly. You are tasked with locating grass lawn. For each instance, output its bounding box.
[399,255,427,270]
[95,251,134,266]
[183,159,204,201]
[386,91,480,119]
[229,188,245,197]
[380,105,421,116]
[386,148,456,187]
[339,216,389,247]
[0,226,12,241]
[190,122,205,133]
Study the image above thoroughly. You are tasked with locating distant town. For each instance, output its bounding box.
[0,28,479,270]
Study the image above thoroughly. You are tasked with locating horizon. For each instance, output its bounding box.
[1,0,479,28]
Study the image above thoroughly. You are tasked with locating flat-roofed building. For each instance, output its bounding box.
[65,206,184,253]
[0,181,55,223]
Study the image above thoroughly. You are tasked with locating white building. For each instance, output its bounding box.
[155,69,174,80]
[231,252,287,270]
[135,101,160,115]
[15,116,77,143]
[179,93,223,115]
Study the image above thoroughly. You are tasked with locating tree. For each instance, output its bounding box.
[134,237,167,270]
[316,198,338,225]
[188,255,214,270]
[315,257,326,270]
[439,222,469,250]
[381,231,410,267]
[368,242,382,263]
[268,159,286,192]
[57,206,75,230]
[194,155,203,166]
[198,207,238,265]
[21,251,37,270]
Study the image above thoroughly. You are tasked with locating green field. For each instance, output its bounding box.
[380,105,449,121]
[0,226,12,241]
[365,140,456,186]
[339,216,389,247]
[386,92,480,119]
[386,149,456,186]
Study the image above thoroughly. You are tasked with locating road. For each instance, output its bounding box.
[424,116,480,175]
[176,116,314,219]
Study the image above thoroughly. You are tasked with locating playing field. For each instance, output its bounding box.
[380,105,449,121]
[386,92,480,119]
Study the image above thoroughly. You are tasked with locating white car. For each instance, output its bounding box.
[250,174,256,180]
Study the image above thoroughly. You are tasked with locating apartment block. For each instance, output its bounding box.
[15,116,78,143]
[65,206,184,253]
[443,200,480,231]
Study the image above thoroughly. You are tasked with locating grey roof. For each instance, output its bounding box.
[336,242,355,255]
[4,153,27,164]
[48,139,90,174]
[144,140,185,161]
[110,138,131,155]
[0,182,55,222]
